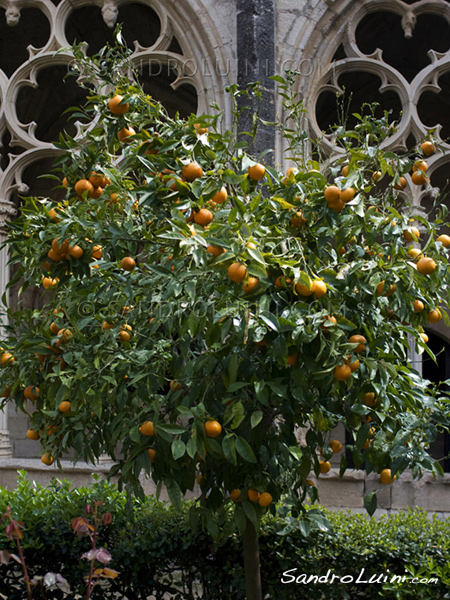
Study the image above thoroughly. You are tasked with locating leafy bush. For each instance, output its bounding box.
[0,472,449,599]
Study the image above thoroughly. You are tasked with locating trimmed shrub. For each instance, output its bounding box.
[0,472,449,599]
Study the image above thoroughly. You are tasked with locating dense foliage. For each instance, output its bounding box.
[0,33,450,535]
[0,474,449,599]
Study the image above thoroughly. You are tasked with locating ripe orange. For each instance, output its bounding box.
[118,126,136,142]
[182,162,203,182]
[52,238,69,254]
[287,352,298,366]
[57,329,73,343]
[393,176,407,190]
[0,352,14,366]
[121,256,136,271]
[376,281,396,297]
[118,324,132,342]
[363,392,377,407]
[403,227,420,242]
[248,163,266,181]
[212,186,228,204]
[329,440,342,454]
[413,300,425,313]
[428,308,442,323]
[258,492,273,507]
[206,245,225,259]
[74,179,94,198]
[319,460,331,474]
[333,364,352,381]
[320,315,337,331]
[47,249,61,262]
[416,257,436,275]
[205,420,222,438]
[91,245,103,260]
[170,380,182,391]
[295,280,313,296]
[421,141,435,156]
[275,275,292,289]
[26,429,40,440]
[312,280,327,298]
[24,385,39,401]
[50,321,60,335]
[48,208,60,222]
[348,335,366,353]
[413,160,428,173]
[340,187,356,202]
[88,172,107,188]
[68,245,83,259]
[103,321,114,330]
[247,489,260,502]
[380,468,393,484]
[230,489,242,501]
[139,421,155,436]
[228,262,247,283]
[58,401,71,413]
[290,211,306,227]
[108,94,129,115]
[437,234,450,248]
[42,277,58,290]
[372,171,382,181]
[411,171,426,186]
[420,332,429,343]
[41,453,54,466]
[328,198,346,213]
[407,247,422,260]
[91,186,103,199]
[324,185,341,203]
[193,123,208,134]
[341,165,349,176]
[243,277,259,294]
[148,448,156,463]
[194,209,213,227]
[345,357,360,372]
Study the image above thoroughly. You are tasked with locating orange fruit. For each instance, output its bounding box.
[372,171,382,181]
[121,257,136,271]
[193,123,208,134]
[413,300,425,313]
[103,321,114,330]
[407,247,422,260]
[329,440,342,454]
[228,262,247,283]
[421,141,435,156]
[417,257,436,275]
[243,277,259,294]
[230,489,241,501]
[324,185,341,203]
[194,209,213,227]
[108,94,129,115]
[52,238,69,254]
[258,492,273,507]
[393,176,407,190]
[118,126,136,142]
[47,249,61,262]
[320,315,337,331]
[88,172,107,188]
[50,322,60,335]
[275,275,292,289]
[212,186,228,204]
[205,420,222,438]
[290,211,306,227]
[0,352,14,366]
[403,227,420,242]
[428,308,442,323]
[341,165,349,176]
[148,448,156,463]
[247,489,260,501]
[287,352,298,366]
[92,245,103,260]
[182,162,203,182]
[340,187,356,202]
[58,401,71,413]
[413,160,428,173]
[41,453,54,466]
[26,429,40,440]
[24,385,39,401]
[345,357,360,372]
[48,208,60,222]
[118,329,131,342]
[437,234,450,248]
[74,179,94,198]
[380,468,393,484]
[319,460,331,474]
[248,163,266,181]
[312,280,327,298]
[139,421,155,436]
[91,186,103,199]
[328,198,346,212]
[68,245,83,259]
[206,245,225,259]
[348,335,366,353]
[296,280,313,296]
[363,392,377,407]
[420,332,429,343]
[57,329,73,343]
[411,171,426,186]
[42,277,58,289]
[333,364,352,381]
[169,380,182,391]
[376,281,396,297]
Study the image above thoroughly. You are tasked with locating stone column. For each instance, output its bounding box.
[0,197,17,457]
[237,0,276,163]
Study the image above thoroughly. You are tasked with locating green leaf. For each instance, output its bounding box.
[250,411,263,429]
[171,439,186,460]
[364,491,378,516]
[236,437,257,463]
[247,247,266,266]
[165,479,182,511]
[222,435,237,465]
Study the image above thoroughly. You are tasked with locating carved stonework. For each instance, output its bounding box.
[5,0,21,27]
[101,0,118,28]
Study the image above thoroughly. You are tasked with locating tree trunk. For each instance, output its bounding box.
[243,518,263,600]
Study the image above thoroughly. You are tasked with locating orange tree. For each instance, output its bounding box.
[1,39,450,599]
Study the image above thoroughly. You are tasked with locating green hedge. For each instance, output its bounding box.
[0,472,449,599]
